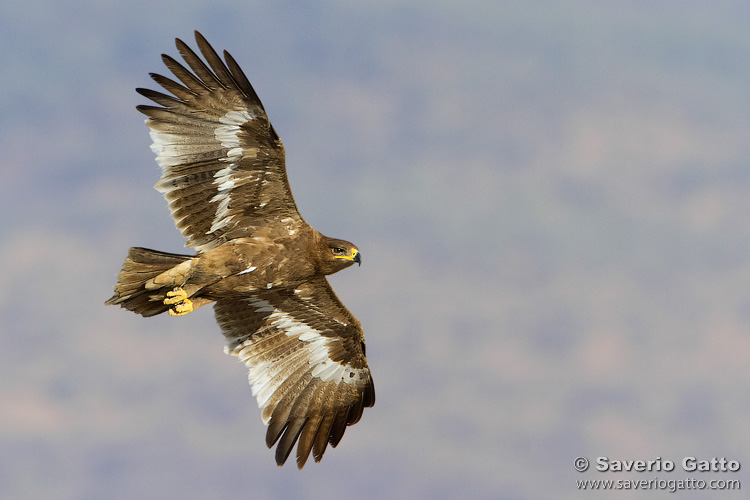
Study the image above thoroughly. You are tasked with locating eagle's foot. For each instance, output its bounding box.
[164,287,193,316]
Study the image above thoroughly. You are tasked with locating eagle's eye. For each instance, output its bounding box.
[332,247,345,254]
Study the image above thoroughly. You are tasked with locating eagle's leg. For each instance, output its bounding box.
[164,287,213,316]
[165,287,193,316]
[164,287,188,304]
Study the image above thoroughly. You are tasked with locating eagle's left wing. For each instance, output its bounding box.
[214,277,375,468]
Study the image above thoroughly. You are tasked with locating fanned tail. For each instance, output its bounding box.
[105,247,192,317]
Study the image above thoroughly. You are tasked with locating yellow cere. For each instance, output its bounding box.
[335,249,358,261]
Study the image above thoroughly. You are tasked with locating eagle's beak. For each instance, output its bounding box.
[335,249,361,265]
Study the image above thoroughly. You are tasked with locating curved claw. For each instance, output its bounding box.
[164,287,194,316]
[164,287,188,304]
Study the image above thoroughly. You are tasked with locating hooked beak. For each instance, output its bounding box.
[335,248,361,266]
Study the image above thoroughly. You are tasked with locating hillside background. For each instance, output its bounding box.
[2,1,750,498]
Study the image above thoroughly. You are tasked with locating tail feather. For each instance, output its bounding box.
[105,247,192,317]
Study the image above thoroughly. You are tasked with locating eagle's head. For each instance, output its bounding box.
[320,237,361,274]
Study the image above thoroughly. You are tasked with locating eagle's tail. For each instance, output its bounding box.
[105,247,193,317]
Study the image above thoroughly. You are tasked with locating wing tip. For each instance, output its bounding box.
[194,29,208,46]
[273,418,307,467]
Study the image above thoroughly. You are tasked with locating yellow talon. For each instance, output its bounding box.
[168,299,194,316]
[164,287,193,316]
[164,287,188,305]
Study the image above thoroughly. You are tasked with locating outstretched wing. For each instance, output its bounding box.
[137,31,303,252]
[214,277,375,468]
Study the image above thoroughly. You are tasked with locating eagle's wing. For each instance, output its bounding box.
[137,31,302,252]
[214,277,375,469]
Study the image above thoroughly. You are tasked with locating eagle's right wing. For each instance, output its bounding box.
[137,31,304,252]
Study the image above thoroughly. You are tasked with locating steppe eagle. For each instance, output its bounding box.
[106,31,374,469]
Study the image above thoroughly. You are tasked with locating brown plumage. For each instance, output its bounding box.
[105,31,374,468]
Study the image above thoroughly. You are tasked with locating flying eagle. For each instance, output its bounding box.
[105,31,374,469]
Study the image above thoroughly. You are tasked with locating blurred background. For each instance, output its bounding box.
[2,1,750,498]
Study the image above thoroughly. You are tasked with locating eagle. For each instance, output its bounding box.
[105,31,374,469]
